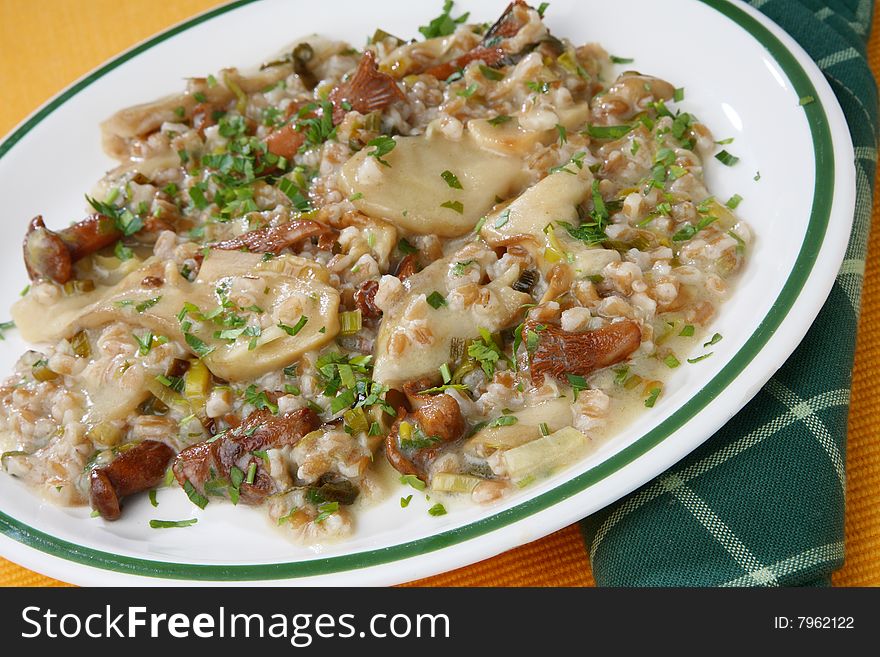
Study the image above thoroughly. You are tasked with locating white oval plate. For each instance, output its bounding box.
[0,0,855,586]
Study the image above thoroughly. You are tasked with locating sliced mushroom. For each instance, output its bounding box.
[372,247,531,386]
[89,440,176,520]
[13,250,340,382]
[464,398,571,458]
[100,66,290,160]
[468,104,590,157]
[210,220,331,254]
[591,72,676,123]
[339,130,527,237]
[480,164,593,249]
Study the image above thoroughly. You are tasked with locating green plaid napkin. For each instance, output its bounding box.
[582,0,878,587]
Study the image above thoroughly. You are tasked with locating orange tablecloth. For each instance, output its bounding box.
[0,0,876,587]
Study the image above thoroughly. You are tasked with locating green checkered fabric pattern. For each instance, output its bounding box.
[582,0,878,587]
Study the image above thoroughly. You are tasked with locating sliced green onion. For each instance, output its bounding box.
[339,310,362,335]
[343,407,369,433]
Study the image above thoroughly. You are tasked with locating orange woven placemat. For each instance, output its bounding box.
[0,0,875,587]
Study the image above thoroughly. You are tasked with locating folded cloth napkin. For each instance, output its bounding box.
[582,0,879,587]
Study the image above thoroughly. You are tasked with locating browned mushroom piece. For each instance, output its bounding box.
[88,440,176,520]
[265,123,306,161]
[420,1,531,80]
[173,407,320,505]
[423,46,506,82]
[328,50,405,124]
[525,319,642,385]
[354,279,382,320]
[23,214,122,284]
[384,390,466,478]
[209,219,332,255]
[483,0,531,42]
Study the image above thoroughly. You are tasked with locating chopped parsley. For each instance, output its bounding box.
[426,291,447,309]
[278,315,309,336]
[610,55,634,64]
[687,353,713,364]
[184,332,215,358]
[468,329,502,378]
[314,501,339,523]
[441,200,464,213]
[114,241,134,261]
[585,123,634,140]
[479,64,505,81]
[418,0,469,39]
[715,150,740,166]
[644,386,662,408]
[366,135,396,166]
[400,474,426,491]
[183,480,209,509]
[135,296,162,313]
[452,260,474,276]
[133,331,154,356]
[487,114,512,126]
[400,495,413,508]
[428,503,447,517]
[244,384,279,414]
[456,83,478,98]
[440,170,463,189]
[555,123,568,144]
[703,333,723,347]
[559,179,608,245]
[525,80,551,94]
[672,214,717,242]
[487,415,518,428]
[149,519,198,529]
[397,238,418,255]
[726,194,743,209]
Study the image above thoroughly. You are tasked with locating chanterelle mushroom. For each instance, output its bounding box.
[23,214,121,283]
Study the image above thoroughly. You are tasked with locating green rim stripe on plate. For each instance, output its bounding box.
[0,0,835,580]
